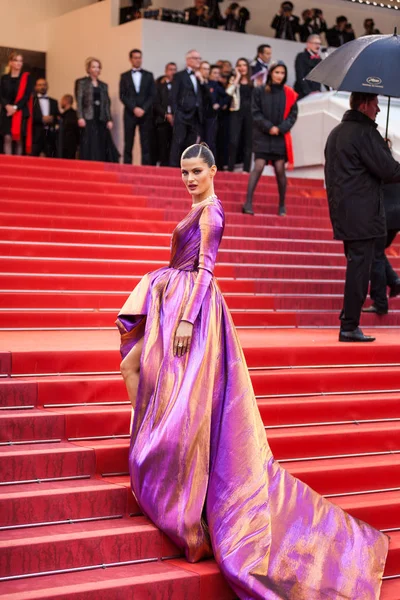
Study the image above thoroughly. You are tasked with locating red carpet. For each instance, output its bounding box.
[0,155,399,598]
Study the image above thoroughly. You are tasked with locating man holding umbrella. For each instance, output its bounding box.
[325,92,400,342]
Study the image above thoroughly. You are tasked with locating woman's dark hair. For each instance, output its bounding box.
[235,57,252,85]
[265,61,287,92]
[181,142,215,167]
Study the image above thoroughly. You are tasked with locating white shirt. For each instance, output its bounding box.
[187,68,198,93]
[131,69,142,94]
[38,94,50,117]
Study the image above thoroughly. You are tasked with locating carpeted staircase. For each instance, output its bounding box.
[0,154,399,599]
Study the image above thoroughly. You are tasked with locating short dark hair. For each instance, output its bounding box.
[210,64,220,72]
[281,1,294,9]
[350,92,378,110]
[181,142,215,167]
[129,48,142,58]
[336,15,347,25]
[165,62,177,69]
[257,44,271,55]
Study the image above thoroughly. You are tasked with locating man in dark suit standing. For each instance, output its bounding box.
[271,1,300,41]
[120,49,155,165]
[326,16,355,47]
[153,62,177,166]
[294,34,322,99]
[169,49,205,167]
[31,79,60,157]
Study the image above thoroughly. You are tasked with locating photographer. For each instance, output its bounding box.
[271,1,300,41]
[326,16,355,47]
[185,0,210,27]
[299,8,327,43]
[363,18,380,36]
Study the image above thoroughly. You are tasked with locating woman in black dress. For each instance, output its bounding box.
[0,51,33,155]
[226,57,253,172]
[242,61,298,216]
[75,57,118,162]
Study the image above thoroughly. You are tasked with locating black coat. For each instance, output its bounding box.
[119,69,155,120]
[171,69,205,124]
[59,108,79,159]
[252,85,298,155]
[270,14,300,41]
[294,50,322,98]
[324,110,400,241]
[204,81,229,118]
[0,73,33,119]
[326,27,355,48]
[153,78,173,126]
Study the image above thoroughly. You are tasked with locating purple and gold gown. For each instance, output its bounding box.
[116,196,388,599]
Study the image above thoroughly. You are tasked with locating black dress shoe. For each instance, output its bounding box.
[362,305,388,315]
[339,327,376,342]
[241,205,254,215]
[389,279,400,298]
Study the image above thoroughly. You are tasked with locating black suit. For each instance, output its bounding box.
[326,27,355,47]
[294,51,322,99]
[270,14,300,41]
[153,77,174,166]
[119,68,155,165]
[169,69,204,167]
[32,95,60,157]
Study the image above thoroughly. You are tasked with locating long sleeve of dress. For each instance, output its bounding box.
[181,203,224,324]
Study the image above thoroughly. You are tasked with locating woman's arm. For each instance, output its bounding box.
[75,79,85,120]
[278,101,298,134]
[103,82,112,122]
[252,87,274,133]
[181,203,224,324]
[0,76,8,107]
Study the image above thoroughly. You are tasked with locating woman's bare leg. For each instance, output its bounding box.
[15,140,23,156]
[120,337,144,408]
[4,135,12,155]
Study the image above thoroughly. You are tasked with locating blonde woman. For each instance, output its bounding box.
[0,51,33,155]
[75,57,117,162]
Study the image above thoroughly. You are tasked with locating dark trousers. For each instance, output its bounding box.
[156,122,173,166]
[216,110,230,170]
[169,114,201,167]
[228,107,252,172]
[370,230,399,311]
[123,115,152,165]
[340,238,375,331]
[31,128,58,157]
[203,116,218,157]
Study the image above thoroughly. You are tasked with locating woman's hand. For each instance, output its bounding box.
[174,320,193,357]
[5,104,16,117]
[269,126,280,136]
[106,120,113,130]
[78,118,86,128]
[234,67,241,83]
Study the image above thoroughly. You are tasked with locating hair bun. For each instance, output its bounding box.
[199,142,210,149]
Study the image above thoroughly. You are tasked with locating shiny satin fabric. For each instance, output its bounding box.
[116,197,388,599]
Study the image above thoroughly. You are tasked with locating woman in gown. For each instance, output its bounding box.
[116,142,389,599]
[75,57,119,162]
[0,51,33,155]
[242,62,297,217]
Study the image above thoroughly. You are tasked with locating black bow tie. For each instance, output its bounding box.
[39,95,49,99]
[132,69,142,73]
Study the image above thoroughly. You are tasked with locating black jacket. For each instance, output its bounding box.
[252,85,298,155]
[324,110,400,241]
[383,183,400,231]
[294,50,322,98]
[171,69,205,124]
[326,27,355,48]
[299,17,327,42]
[75,77,112,122]
[119,69,155,119]
[32,95,60,138]
[59,108,79,158]
[270,14,300,41]
[153,77,173,126]
[204,80,229,118]
[0,73,33,119]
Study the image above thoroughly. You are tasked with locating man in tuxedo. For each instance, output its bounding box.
[31,79,60,157]
[153,62,177,166]
[294,34,323,99]
[59,94,79,159]
[169,49,205,167]
[251,44,272,87]
[119,49,155,165]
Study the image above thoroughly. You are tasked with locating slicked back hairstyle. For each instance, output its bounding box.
[350,92,378,110]
[181,143,215,168]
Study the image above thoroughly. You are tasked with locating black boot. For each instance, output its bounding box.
[242,203,254,215]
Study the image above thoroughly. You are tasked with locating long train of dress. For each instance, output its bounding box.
[116,197,388,599]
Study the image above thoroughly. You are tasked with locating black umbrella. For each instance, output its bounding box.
[306,29,400,137]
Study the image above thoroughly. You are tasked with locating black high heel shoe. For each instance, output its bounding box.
[241,205,254,215]
[278,205,286,217]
